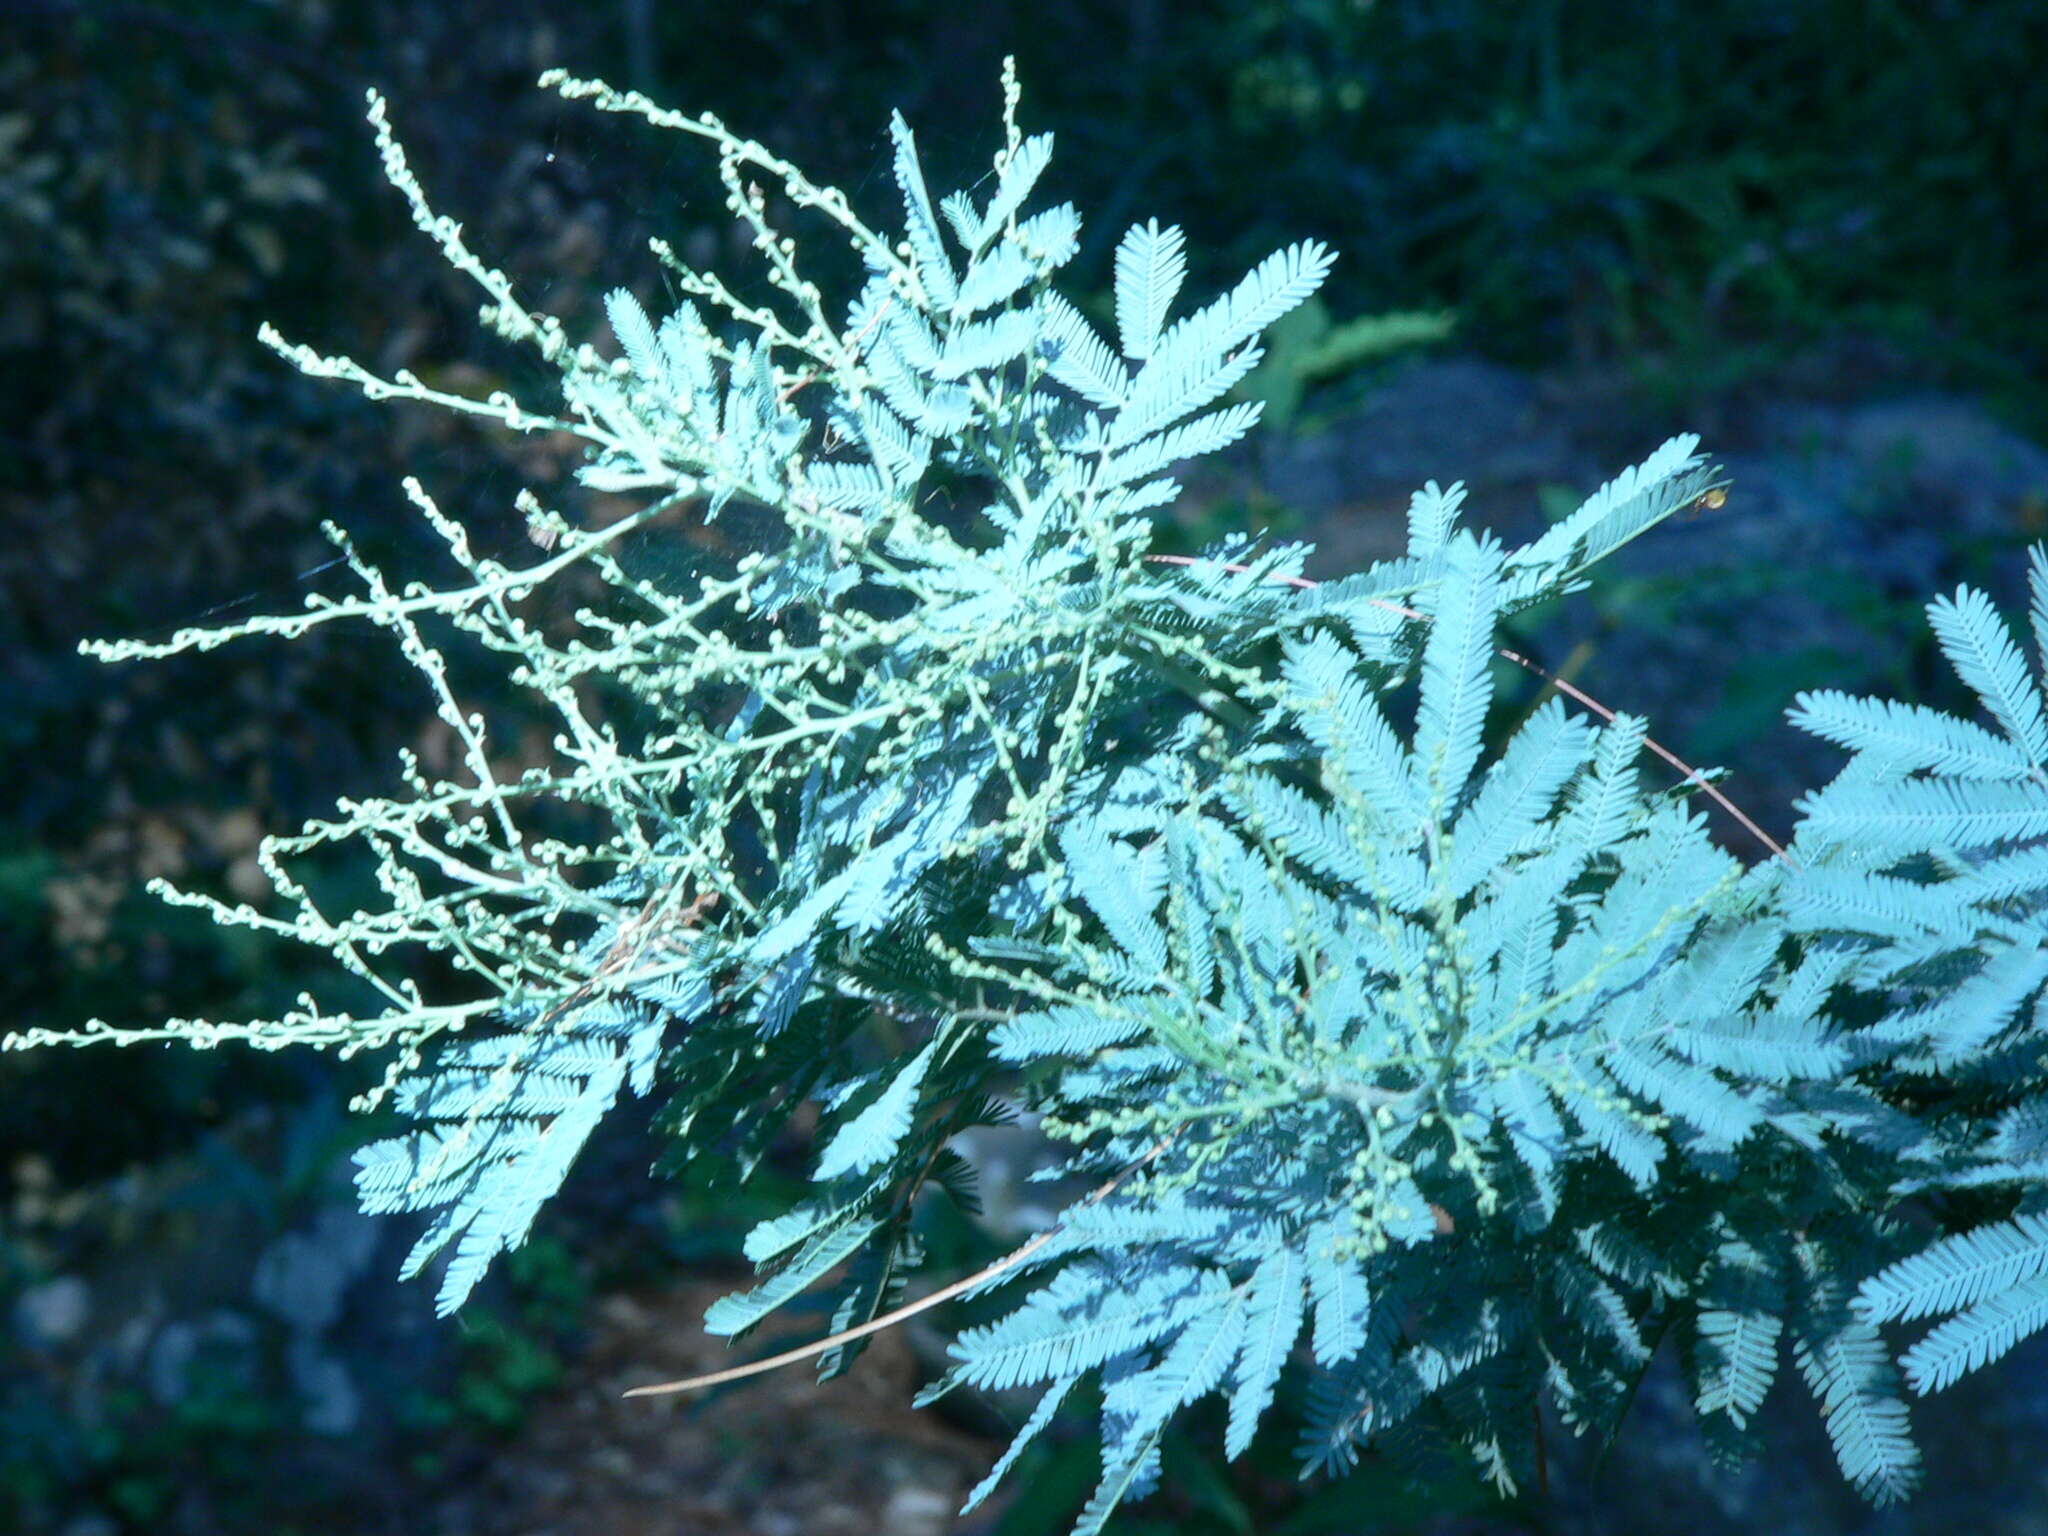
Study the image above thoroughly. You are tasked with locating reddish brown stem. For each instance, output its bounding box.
[1141,550,1796,868]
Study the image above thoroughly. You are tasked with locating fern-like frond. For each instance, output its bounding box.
[889,110,958,311]
[354,990,679,1315]
[1037,291,1131,408]
[958,1374,1081,1515]
[1788,689,2035,779]
[1112,219,1187,363]
[1856,1209,2048,1326]
[1445,698,1593,898]
[1059,819,1170,976]
[1797,773,2048,859]
[1897,1273,2048,1394]
[1927,582,2048,765]
[1227,1244,1306,1458]
[1306,1223,1373,1367]
[1404,479,1467,562]
[813,1037,941,1179]
[1790,1300,1921,1507]
[1412,532,1506,812]
[950,1258,1218,1392]
[1509,434,1717,587]
[963,130,1055,256]
[704,1209,886,1338]
[1111,239,1333,448]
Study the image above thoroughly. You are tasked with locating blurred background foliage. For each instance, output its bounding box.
[4,0,2046,1530]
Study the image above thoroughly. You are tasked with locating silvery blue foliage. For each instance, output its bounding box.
[15,58,2048,1532]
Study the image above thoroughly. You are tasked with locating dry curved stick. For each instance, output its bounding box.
[621,1130,1181,1398]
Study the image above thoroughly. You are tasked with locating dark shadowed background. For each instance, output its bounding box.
[5,2,2047,1532]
